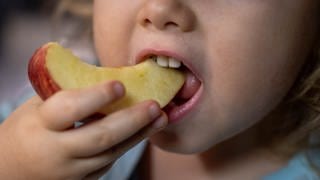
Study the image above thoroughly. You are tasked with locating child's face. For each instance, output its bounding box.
[93,0,318,153]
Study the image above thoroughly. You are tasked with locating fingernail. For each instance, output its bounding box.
[149,102,161,119]
[113,82,125,97]
[152,114,168,129]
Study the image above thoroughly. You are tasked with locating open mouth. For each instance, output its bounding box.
[145,54,203,123]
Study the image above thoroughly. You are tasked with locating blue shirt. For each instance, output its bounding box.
[1,92,319,180]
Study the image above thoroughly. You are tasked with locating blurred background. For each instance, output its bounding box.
[0,0,95,111]
[0,0,57,103]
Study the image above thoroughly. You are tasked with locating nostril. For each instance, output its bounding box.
[143,18,179,30]
[165,22,178,27]
[144,19,152,25]
[138,1,196,32]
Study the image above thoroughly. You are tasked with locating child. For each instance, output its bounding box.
[0,0,319,179]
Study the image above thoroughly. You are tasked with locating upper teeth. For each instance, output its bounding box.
[152,55,182,68]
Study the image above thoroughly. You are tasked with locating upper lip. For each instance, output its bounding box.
[135,48,202,82]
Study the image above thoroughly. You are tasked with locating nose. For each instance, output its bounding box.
[137,0,196,32]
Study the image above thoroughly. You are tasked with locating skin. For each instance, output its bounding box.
[93,0,319,179]
[0,0,317,179]
[94,0,317,153]
[0,81,168,179]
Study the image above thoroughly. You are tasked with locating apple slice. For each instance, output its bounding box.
[28,42,185,114]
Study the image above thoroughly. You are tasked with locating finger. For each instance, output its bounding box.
[38,81,125,131]
[3,96,43,126]
[61,100,164,157]
[76,113,167,174]
[9,96,42,116]
[15,96,43,111]
[24,96,43,106]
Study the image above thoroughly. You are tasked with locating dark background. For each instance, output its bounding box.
[0,0,95,106]
[0,0,56,103]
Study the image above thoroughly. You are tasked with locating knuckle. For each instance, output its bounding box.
[61,99,79,118]
[54,90,73,99]
[130,105,150,123]
[131,114,146,125]
[93,126,114,148]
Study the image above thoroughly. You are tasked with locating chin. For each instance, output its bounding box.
[148,131,217,155]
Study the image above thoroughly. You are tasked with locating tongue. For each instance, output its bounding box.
[175,70,201,100]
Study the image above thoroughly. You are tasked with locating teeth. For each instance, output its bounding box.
[156,56,169,67]
[168,58,181,68]
[152,55,182,69]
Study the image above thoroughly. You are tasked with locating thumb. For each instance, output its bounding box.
[38,81,125,131]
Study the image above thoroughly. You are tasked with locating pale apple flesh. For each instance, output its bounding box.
[28,42,185,114]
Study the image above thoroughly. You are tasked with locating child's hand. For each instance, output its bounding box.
[0,81,167,179]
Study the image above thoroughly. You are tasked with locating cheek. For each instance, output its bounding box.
[94,22,128,67]
[207,5,308,126]
[151,59,303,154]
[93,0,138,67]
[204,0,309,135]
[211,50,300,123]
[151,4,310,154]
[193,23,305,153]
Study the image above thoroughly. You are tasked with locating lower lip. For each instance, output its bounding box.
[164,84,203,124]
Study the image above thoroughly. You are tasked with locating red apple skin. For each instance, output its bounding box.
[28,43,61,100]
[28,44,106,120]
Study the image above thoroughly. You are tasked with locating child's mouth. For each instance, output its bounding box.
[147,55,203,123]
[163,65,202,123]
